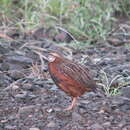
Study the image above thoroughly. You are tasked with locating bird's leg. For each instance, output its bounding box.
[65,97,77,110]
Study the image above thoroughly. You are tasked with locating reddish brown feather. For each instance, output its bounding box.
[48,56,97,97]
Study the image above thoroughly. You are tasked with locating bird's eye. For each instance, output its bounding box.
[48,55,56,62]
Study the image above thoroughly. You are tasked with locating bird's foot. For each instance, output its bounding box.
[64,97,77,111]
[64,105,73,111]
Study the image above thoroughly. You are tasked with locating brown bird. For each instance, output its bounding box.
[30,47,97,110]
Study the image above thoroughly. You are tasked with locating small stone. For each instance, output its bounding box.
[54,107,62,112]
[6,55,33,64]
[118,121,126,127]
[90,123,104,130]
[122,128,128,130]
[72,112,82,121]
[10,70,24,80]
[12,85,19,90]
[29,127,40,130]
[93,58,101,64]
[0,62,9,71]
[15,91,27,99]
[103,122,111,127]
[79,108,87,114]
[121,86,130,98]
[50,85,58,91]
[28,115,33,118]
[47,108,53,113]
[1,120,8,123]
[0,74,11,87]
[22,83,33,90]
[80,100,90,104]
[111,96,125,106]
[5,125,17,129]
[47,121,56,128]
[18,105,35,114]
[56,110,72,120]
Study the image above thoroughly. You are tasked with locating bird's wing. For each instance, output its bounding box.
[58,60,97,90]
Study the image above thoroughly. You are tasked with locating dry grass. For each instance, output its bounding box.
[98,70,123,96]
[28,62,47,79]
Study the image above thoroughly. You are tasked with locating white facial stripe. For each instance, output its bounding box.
[48,55,56,62]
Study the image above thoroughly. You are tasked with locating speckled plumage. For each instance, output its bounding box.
[48,55,97,98]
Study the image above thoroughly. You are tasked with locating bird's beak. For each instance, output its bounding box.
[26,46,49,61]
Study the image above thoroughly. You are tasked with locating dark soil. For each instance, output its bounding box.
[0,31,130,130]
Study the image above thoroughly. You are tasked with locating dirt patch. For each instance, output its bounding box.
[0,37,130,129]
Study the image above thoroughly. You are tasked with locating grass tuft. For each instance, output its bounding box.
[0,0,130,45]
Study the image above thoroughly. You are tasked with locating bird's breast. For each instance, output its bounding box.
[48,61,88,97]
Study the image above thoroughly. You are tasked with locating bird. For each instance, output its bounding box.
[29,46,97,110]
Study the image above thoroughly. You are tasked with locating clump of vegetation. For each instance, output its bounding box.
[98,70,130,97]
[0,0,130,43]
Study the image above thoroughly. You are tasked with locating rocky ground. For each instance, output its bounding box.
[0,31,130,130]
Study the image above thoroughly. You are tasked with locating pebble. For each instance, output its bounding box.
[79,108,87,114]
[103,122,111,127]
[0,62,9,71]
[121,86,130,98]
[18,105,35,114]
[15,91,27,99]
[5,125,17,130]
[1,120,8,123]
[22,83,33,90]
[46,108,53,113]
[29,127,40,130]
[72,112,82,121]
[0,74,11,87]
[6,55,33,64]
[12,85,19,90]
[47,121,56,128]
[90,123,104,130]
[10,70,24,80]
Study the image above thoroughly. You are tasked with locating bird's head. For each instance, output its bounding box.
[47,52,61,62]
